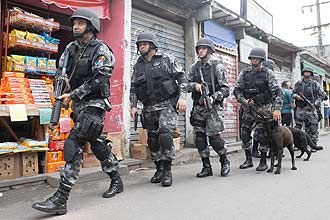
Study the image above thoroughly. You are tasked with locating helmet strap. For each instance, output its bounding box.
[73,21,95,39]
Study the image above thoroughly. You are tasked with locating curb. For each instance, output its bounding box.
[0,142,243,191]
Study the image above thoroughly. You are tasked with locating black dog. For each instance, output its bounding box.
[286,127,312,161]
[256,109,297,174]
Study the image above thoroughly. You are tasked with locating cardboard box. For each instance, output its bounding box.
[0,153,21,180]
[82,153,100,168]
[106,132,125,160]
[83,142,93,154]
[174,137,181,152]
[47,151,63,163]
[21,152,38,177]
[138,129,148,145]
[48,140,64,152]
[47,161,65,173]
[130,142,150,160]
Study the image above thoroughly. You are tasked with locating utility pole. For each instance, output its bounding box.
[302,0,330,57]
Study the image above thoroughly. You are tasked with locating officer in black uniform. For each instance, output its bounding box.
[32,8,123,215]
[234,48,283,171]
[130,32,187,187]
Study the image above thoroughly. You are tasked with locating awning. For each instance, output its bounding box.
[40,0,110,19]
[302,59,326,77]
[204,20,236,51]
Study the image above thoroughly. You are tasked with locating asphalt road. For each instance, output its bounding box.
[1,135,330,220]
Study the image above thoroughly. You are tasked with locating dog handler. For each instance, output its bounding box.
[234,48,283,171]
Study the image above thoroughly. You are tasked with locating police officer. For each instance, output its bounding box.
[251,59,275,158]
[292,67,324,150]
[32,8,123,215]
[187,38,230,177]
[130,32,187,187]
[234,48,283,171]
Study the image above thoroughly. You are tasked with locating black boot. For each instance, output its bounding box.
[256,152,268,171]
[103,171,124,198]
[32,181,71,215]
[220,155,230,177]
[196,157,213,178]
[162,160,172,187]
[151,161,164,183]
[312,145,323,151]
[239,149,253,169]
[252,140,261,158]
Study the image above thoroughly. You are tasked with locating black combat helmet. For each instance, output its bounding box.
[248,48,266,61]
[135,32,159,48]
[195,38,215,54]
[263,59,275,70]
[301,67,314,76]
[70,8,100,33]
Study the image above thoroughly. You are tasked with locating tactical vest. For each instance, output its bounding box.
[66,39,110,99]
[191,63,219,104]
[294,80,316,108]
[242,67,272,105]
[134,55,179,105]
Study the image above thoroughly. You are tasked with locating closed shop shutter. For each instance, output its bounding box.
[130,8,186,146]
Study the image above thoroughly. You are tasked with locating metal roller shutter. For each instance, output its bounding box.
[130,8,186,146]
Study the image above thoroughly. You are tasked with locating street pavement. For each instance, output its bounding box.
[1,135,330,220]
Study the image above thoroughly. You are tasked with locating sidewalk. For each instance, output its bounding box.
[0,142,242,191]
[1,129,327,191]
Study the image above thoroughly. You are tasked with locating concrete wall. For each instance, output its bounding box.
[184,16,199,147]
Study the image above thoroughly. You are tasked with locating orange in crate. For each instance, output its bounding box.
[47,161,65,173]
[47,151,63,163]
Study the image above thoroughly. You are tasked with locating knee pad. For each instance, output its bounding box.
[209,134,226,155]
[195,132,207,151]
[90,136,112,161]
[147,131,159,153]
[241,127,252,144]
[159,128,173,149]
[64,131,83,162]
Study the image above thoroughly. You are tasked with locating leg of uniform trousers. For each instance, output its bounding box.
[255,125,268,171]
[31,129,84,215]
[294,107,305,129]
[239,111,255,169]
[148,130,163,183]
[191,105,212,178]
[158,106,177,187]
[305,109,322,150]
[142,110,163,183]
[194,131,212,178]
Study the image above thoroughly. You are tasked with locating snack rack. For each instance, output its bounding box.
[0,1,68,180]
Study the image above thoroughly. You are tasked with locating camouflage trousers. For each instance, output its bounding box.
[190,104,227,158]
[240,106,269,153]
[141,105,177,161]
[295,107,319,144]
[61,107,118,185]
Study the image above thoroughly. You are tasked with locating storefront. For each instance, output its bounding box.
[0,0,126,181]
[129,7,187,147]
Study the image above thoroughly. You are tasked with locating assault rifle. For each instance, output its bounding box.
[49,50,69,142]
[299,93,314,109]
[199,68,212,111]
